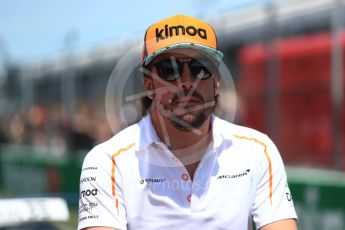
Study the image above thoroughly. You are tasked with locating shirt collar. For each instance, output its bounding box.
[138,114,160,150]
[138,114,232,151]
[211,114,233,150]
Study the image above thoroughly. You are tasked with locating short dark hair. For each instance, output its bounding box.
[141,95,153,116]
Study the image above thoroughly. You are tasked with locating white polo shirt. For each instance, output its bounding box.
[78,115,297,230]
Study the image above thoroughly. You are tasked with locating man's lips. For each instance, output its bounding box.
[171,89,204,105]
[175,97,202,106]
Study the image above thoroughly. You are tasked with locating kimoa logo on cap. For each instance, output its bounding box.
[155,24,207,42]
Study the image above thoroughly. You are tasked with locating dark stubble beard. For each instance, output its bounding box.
[166,89,215,131]
[170,108,212,131]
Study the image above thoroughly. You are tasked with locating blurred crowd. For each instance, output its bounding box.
[0,103,113,156]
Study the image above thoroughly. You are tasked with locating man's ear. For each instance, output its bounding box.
[214,77,220,97]
[143,75,154,99]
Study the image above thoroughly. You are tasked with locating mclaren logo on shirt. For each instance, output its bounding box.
[217,169,250,179]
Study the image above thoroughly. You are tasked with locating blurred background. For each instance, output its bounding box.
[0,0,344,229]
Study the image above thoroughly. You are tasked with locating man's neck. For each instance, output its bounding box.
[150,109,213,179]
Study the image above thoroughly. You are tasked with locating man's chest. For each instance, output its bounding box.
[121,149,257,229]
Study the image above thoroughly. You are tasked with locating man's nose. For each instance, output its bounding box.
[179,63,194,89]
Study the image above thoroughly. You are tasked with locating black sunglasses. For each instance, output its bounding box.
[151,57,218,82]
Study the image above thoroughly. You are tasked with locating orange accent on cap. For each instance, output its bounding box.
[142,15,221,65]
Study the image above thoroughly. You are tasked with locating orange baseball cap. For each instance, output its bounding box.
[142,14,223,65]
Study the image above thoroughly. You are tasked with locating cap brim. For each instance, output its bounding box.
[143,43,223,66]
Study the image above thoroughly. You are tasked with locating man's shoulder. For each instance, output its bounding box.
[214,116,269,143]
[85,122,140,161]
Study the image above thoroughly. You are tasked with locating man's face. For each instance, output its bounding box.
[143,48,220,131]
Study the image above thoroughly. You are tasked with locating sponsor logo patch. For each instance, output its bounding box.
[80,189,98,198]
[140,178,166,184]
[217,169,250,179]
[155,24,207,42]
[82,166,98,171]
[80,177,96,184]
[79,202,98,214]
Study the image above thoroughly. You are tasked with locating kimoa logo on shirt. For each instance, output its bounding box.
[217,169,250,179]
[155,24,207,42]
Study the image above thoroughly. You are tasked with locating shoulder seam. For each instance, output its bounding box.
[111,143,135,214]
[233,134,273,206]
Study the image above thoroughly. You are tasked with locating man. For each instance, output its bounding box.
[78,15,298,230]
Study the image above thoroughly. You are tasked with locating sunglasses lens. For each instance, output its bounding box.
[189,59,214,80]
[153,58,216,81]
[155,60,181,82]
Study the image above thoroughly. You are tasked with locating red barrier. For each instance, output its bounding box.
[238,32,345,168]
